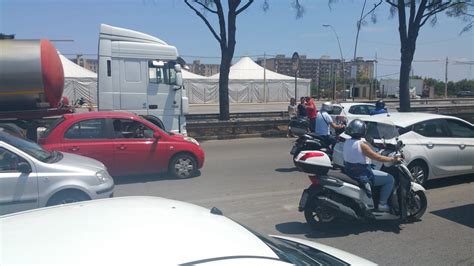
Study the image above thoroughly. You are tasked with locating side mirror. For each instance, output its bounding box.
[153,132,161,139]
[18,162,32,174]
[175,72,183,87]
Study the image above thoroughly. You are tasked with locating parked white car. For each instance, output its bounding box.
[328,102,377,123]
[0,131,114,215]
[0,196,376,265]
[333,113,474,184]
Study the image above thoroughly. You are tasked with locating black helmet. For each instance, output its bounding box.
[376,100,385,110]
[345,119,366,139]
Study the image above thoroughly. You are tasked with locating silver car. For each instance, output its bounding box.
[0,131,114,215]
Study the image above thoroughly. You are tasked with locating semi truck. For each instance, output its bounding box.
[1,24,189,138]
[98,24,189,135]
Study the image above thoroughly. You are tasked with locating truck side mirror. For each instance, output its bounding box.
[18,162,32,174]
[153,131,161,139]
[175,72,183,88]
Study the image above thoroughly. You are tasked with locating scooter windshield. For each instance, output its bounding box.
[365,120,399,140]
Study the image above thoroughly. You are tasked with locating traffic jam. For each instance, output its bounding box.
[1,24,473,265]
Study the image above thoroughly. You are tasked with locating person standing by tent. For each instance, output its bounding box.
[297,97,307,119]
[305,96,317,133]
[287,98,297,137]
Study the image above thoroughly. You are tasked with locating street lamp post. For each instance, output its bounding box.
[323,24,345,101]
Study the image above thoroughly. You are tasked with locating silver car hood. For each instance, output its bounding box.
[50,152,106,173]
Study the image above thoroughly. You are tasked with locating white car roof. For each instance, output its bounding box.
[0,197,279,265]
[336,102,375,108]
[357,112,470,128]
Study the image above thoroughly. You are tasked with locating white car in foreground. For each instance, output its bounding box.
[0,196,376,265]
[333,113,474,184]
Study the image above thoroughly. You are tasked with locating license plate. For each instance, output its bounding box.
[298,191,309,211]
[290,145,297,155]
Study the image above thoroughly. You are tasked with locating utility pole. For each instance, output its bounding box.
[445,57,448,98]
[375,52,378,99]
[263,52,267,103]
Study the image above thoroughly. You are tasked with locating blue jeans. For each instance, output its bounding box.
[372,170,394,205]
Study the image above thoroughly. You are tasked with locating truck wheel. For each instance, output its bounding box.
[46,190,90,206]
[169,153,197,179]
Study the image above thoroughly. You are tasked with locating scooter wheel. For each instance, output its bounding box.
[407,191,427,221]
[304,199,336,229]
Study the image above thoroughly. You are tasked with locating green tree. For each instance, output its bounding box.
[184,0,304,120]
[381,0,471,111]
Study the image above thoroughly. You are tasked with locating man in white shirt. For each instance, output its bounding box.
[315,102,344,149]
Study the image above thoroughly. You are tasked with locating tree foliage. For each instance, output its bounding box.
[184,0,303,120]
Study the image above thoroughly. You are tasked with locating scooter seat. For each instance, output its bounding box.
[330,171,361,187]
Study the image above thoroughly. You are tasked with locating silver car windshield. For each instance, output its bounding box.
[2,133,53,162]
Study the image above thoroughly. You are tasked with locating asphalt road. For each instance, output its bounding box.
[114,137,474,265]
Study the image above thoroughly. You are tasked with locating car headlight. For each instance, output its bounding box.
[184,137,200,146]
[96,170,111,183]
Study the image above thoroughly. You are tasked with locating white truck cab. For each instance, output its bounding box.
[98,24,188,134]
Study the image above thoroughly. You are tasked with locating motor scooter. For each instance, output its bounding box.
[295,140,427,228]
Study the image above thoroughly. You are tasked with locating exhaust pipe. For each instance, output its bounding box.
[317,196,359,220]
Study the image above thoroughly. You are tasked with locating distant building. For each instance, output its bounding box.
[189,60,220,77]
[70,55,98,73]
[256,54,375,97]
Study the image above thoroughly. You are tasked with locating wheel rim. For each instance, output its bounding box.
[407,192,422,216]
[311,206,335,222]
[410,165,426,184]
[174,157,194,178]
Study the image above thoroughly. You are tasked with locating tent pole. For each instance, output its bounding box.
[263,53,267,103]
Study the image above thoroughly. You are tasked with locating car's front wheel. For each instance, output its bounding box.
[169,153,197,179]
[46,190,90,206]
[408,161,429,185]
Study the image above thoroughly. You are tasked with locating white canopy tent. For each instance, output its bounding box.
[59,54,97,105]
[185,57,311,104]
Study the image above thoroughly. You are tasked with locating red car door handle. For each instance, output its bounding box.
[117,145,127,151]
[69,146,80,152]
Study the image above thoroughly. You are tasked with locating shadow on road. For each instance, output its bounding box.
[275,220,409,238]
[425,174,474,189]
[113,170,201,185]
[431,204,474,229]
[275,167,299,173]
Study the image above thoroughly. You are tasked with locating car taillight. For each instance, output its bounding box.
[308,175,320,185]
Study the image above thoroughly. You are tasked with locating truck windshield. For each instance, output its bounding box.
[148,61,177,85]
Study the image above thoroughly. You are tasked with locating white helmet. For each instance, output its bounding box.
[321,102,333,112]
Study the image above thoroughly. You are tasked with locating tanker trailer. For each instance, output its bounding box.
[0,39,72,139]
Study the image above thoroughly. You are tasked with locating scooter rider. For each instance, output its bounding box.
[315,102,345,149]
[369,100,387,115]
[343,119,399,212]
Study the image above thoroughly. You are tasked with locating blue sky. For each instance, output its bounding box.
[1,0,473,81]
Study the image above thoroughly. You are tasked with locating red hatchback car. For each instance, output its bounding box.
[39,112,205,178]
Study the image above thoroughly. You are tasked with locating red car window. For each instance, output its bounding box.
[65,119,107,139]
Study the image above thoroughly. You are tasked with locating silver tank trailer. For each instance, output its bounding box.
[0,39,64,111]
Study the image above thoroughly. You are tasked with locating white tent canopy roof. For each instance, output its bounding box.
[58,53,97,78]
[210,56,310,81]
[182,69,208,79]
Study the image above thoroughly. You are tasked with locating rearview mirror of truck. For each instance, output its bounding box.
[175,72,183,88]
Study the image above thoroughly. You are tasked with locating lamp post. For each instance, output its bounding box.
[323,24,345,101]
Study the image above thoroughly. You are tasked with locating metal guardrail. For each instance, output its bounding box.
[186,111,287,121]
